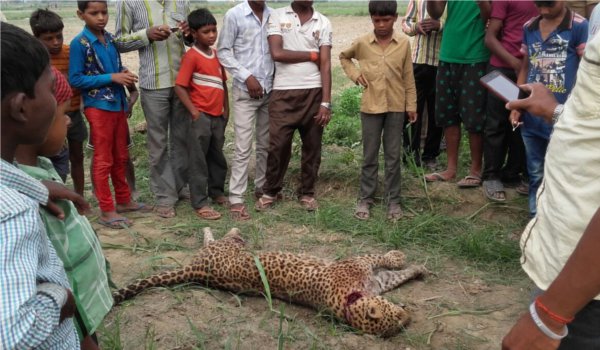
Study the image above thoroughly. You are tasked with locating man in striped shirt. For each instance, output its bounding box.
[402,0,445,169]
[114,0,191,218]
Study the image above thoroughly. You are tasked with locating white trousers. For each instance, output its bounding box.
[228,86,270,205]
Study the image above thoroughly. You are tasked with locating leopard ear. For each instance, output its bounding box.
[366,302,383,320]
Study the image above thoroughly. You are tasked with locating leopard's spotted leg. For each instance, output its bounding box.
[354,250,407,270]
[203,227,215,246]
[370,265,428,295]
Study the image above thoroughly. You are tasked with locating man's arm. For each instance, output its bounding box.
[485,18,522,72]
[268,34,318,63]
[502,207,600,350]
[426,0,447,20]
[339,41,362,85]
[477,0,492,23]
[402,0,419,36]
[174,85,199,120]
[0,200,76,348]
[68,39,112,90]
[216,11,253,88]
[403,44,418,120]
[113,0,170,53]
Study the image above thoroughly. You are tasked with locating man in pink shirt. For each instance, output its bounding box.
[481,0,538,202]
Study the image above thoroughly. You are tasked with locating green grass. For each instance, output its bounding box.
[2,1,407,21]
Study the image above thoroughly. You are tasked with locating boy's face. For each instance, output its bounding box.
[371,14,397,38]
[39,111,68,157]
[77,2,108,33]
[535,1,565,19]
[14,66,57,145]
[37,31,63,55]
[192,25,217,48]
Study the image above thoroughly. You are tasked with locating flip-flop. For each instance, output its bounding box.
[516,182,529,196]
[154,205,176,218]
[230,204,250,221]
[457,175,482,188]
[483,180,506,202]
[387,203,404,221]
[255,195,276,211]
[196,206,221,220]
[354,199,371,220]
[116,202,152,213]
[98,217,132,229]
[299,196,319,211]
[425,172,453,182]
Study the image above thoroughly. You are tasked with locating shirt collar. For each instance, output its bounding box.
[285,5,318,21]
[82,26,109,44]
[527,8,573,32]
[0,159,48,205]
[367,31,401,44]
[242,1,271,21]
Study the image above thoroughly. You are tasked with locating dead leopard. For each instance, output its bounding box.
[113,227,427,337]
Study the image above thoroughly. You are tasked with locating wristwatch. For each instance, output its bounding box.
[552,104,564,124]
[320,102,332,110]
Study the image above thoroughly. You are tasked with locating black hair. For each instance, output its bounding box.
[368,1,397,17]
[1,22,50,100]
[29,8,64,37]
[187,8,217,30]
[77,0,107,12]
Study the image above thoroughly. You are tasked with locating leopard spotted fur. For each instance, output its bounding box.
[113,228,427,337]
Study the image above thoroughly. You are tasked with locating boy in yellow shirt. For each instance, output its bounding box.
[340,0,417,221]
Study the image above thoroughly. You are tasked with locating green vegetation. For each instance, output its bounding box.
[1,1,406,20]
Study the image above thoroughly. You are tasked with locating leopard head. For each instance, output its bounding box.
[345,295,411,337]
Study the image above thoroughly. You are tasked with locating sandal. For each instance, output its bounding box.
[483,180,506,202]
[299,196,319,211]
[196,206,221,220]
[98,217,133,229]
[354,199,372,220]
[387,203,403,221]
[425,172,454,182]
[516,181,529,196]
[230,204,250,221]
[457,174,482,188]
[255,195,276,211]
[154,205,176,218]
[211,195,230,208]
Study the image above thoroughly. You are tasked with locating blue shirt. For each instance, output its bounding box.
[522,10,588,104]
[0,159,79,349]
[217,1,274,93]
[521,10,588,138]
[69,26,127,112]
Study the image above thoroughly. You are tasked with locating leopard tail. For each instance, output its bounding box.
[113,264,195,304]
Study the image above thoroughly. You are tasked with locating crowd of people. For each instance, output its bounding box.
[1,0,599,349]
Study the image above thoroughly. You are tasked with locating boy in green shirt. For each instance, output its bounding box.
[15,66,113,350]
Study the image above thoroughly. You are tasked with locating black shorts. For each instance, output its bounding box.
[66,109,88,143]
[435,61,487,133]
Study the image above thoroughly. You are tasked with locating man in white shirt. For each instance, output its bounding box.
[255,0,332,212]
[218,0,274,221]
[502,32,600,350]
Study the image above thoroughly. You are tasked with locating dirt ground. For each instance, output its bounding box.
[101,182,529,350]
[11,14,531,350]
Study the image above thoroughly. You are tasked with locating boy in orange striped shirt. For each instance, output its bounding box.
[30,9,88,196]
